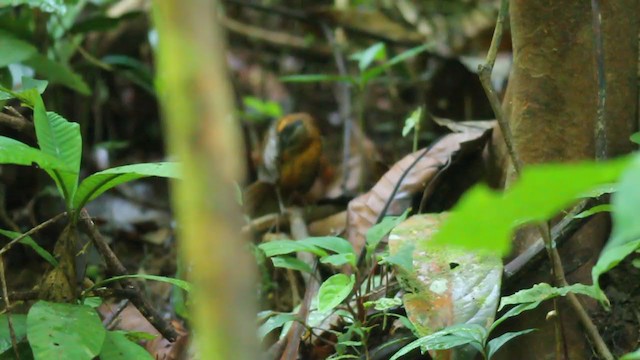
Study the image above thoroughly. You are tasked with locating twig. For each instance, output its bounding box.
[591,0,607,160]
[0,110,35,138]
[478,1,613,359]
[80,209,178,342]
[0,212,67,256]
[320,23,354,194]
[477,0,522,173]
[0,258,19,359]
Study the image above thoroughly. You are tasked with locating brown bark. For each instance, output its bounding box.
[492,1,639,359]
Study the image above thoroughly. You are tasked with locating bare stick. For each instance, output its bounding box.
[80,209,178,342]
[479,1,613,359]
[0,258,19,358]
[0,212,67,256]
[0,109,35,138]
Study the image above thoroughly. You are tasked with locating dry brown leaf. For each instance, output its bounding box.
[346,129,492,253]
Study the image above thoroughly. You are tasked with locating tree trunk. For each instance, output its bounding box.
[492,1,639,359]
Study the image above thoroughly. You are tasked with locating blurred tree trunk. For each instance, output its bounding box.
[491,1,639,359]
[152,2,257,360]
[494,0,638,360]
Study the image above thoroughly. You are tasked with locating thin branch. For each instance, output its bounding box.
[0,110,35,138]
[0,259,19,358]
[80,209,178,342]
[0,212,67,256]
[479,1,613,359]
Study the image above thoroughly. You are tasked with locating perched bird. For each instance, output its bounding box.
[245,113,323,216]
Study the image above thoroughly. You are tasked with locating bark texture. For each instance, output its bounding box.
[492,1,639,359]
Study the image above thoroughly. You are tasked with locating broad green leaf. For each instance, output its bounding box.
[93,274,192,292]
[72,162,180,210]
[317,274,355,313]
[486,329,536,359]
[0,314,27,354]
[24,54,90,95]
[0,229,57,266]
[351,42,386,71]
[320,253,356,267]
[365,210,409,256]
[99,331,153,360]
[574,204,612,218]
[431,156,630,254]
[0,29,37,68]
[33,102,81,207]
[593,155,640,298]
[27,301,105,360]
[258,240,328,258]
[0,136,70,171]
[271,256,313,274]
[280,74,353,83]
[390,324,486,360]
[258,313,297,340]
[630,132,640,145]
[498,283,598,311]
[300,237,355,255]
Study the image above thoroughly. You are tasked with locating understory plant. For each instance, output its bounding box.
[0,83,182,359]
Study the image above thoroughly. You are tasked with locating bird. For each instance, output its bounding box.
[245,113,323,216]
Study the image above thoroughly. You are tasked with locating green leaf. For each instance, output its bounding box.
[258,313,297,340]
[271,256,313,274]
[351,42,386,71]
[102,55,154,94]
[243,96,283,119]
[362,43,432,83]
[0,29,37,68]
[258,240,328,258]
[320,253,356,268]
[499,283,598,311]
[431,156,630,254]
[300,237,355,255]
[574,204,612,219]
[72,162,180,211]
[365,210,409,256]
[280,74,353,83]
[390,324,486,360]
[486,329,536,359]
[317,274,355,313]
[93,274,192,293]
[380,242,414,272]
[0,314,27,354]
[621,348,640,360]
[32,101,81,207]
[364,297,402,311]
[24,54,90,95]
[0,229,57,266]
[593,155,640,297]
[630,132,640,145]
[0,136,70,171]
[99,331,153,360]
[402,107,422,137]
[27,301,105,360]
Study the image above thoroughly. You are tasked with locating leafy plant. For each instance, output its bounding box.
[0,84,185,358]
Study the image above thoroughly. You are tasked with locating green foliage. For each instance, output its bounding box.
[0,229,57,266]
[431,156,630,254]
[0,301,151,360]
[88,273,193,294]
[242,96,283,120]
[0,87,180,220]
[592,155,640,302]
[317,274,355,313]
[26,301,105,360]
[391,282,596,359]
